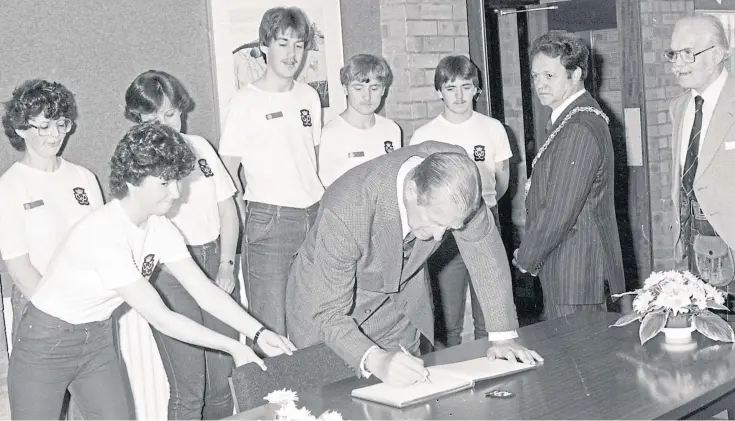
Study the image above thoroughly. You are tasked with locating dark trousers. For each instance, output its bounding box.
[8,305,132,420]
[150,239,239,420]
[242,201,319,336]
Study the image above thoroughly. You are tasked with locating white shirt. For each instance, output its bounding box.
[31,200,190,324]
[550,88,587,124]
[0,159,103,273]
[410,112,512,207]
[679,69,728,167]
[318,114,401,187]
[218,82,324,208]
[167,134,236,246]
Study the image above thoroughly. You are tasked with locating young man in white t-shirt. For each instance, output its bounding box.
[220,7,324,336]
[8,122,295,420]
[411,55,513,349]
[318,54,402,187]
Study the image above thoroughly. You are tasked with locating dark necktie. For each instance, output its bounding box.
[544,117,553,135]
[403,232,417,265]
[682,95,704,198]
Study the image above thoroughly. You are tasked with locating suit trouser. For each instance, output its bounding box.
[150,239,239,420]
[243,201,319,336]
[429,206,498,347]
[9,305,132,420]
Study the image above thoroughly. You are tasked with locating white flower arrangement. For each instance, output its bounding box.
[611,270,735,344]
[264,389,345,421]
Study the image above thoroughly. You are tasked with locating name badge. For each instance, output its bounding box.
[348,151,365,158]
[266,111,284,120]
[23,199,44,210]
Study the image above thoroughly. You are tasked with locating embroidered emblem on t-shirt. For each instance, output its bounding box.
[198,159,214,177]
[73,187,90,206]
[299,109,312,127]
[384,141,394,153]
[473,145,486,162]
[141,253,156,277]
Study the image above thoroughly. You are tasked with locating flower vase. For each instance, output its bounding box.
[662,315,695,344]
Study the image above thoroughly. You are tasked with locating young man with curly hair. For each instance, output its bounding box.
[8,122,294,420]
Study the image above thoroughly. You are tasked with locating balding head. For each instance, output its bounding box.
[669,14,729,92]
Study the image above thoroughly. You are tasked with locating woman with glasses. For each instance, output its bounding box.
[121,70,246,419]
[0,79,103,344]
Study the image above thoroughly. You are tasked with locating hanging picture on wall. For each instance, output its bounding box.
[208,0,345,127]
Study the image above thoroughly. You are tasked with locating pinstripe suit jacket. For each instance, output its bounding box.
[286,141,519,373]
[669,73,735,256]
[516,92,625,304]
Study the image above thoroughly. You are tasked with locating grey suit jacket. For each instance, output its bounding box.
[286,141,519,373]
[517,92,625,304]
[669,73,735,254]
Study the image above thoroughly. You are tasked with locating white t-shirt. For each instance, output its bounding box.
[0,159,103,273]
[218,82,324,208]
[31,200,190,324]
[167,134,236,246]
[410,112,512,207]
[318,114,402,187]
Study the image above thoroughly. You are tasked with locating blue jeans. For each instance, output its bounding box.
[243,201,319,336]
[150,239,239,420]
[9,305,132,420]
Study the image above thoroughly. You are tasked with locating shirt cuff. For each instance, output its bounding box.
[359,345,380,378]
[487,330,519,341]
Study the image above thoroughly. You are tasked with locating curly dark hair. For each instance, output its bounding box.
[530,30,589,79]
[109,122,195,199]
[124,70,193,123]
[2,79,77,151]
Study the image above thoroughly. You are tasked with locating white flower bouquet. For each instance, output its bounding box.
[611,270,735,344]
[263,389,345,421]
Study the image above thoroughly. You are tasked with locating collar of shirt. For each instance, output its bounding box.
[397,156,425,239]
[550,89,587,124]
[691,68,728,112]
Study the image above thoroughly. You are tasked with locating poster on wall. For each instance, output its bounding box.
[208,0,345,127]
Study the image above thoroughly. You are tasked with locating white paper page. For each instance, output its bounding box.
[430,357,536,383]
[351,369,472,408]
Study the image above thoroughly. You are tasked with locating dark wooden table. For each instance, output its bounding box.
[230,312,735,419]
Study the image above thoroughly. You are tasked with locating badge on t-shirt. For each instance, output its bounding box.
[198,159,214,177]
[384,141,394,153]
[300,109,312,127]
[141,253,156,277]
[348,151,365,158]
[473,145,486,162]
[23,199,44,210]
[266,111,283,120]
[73,187,90,206]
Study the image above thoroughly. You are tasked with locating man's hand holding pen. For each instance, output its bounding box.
[365,345,430,387]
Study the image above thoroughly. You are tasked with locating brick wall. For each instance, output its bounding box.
[379,0,470,141]
[640,0,694,270]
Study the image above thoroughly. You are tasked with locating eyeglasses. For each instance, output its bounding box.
[27,118,73,136]
[663,45,716,63]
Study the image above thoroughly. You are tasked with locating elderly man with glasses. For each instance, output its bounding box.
[666,14,735,298]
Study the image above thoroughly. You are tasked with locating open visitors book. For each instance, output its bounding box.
[351,357,536,408]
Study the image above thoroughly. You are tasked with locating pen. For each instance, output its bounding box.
[400,345,432,383]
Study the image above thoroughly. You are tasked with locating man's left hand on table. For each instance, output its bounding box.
[487,338,544,365]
